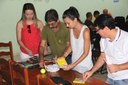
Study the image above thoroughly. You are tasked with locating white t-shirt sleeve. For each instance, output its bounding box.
[100,38,105,52]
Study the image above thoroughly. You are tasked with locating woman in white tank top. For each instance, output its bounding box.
[61,6,93,73]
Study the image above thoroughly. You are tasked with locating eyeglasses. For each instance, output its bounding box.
[27,25,31,33]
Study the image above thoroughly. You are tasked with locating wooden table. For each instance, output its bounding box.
[11,59,55,85]
[27,67,40,85]
[11,60,109,85]
[37,69,109,85]
[11,60,41,85]
[0,75,2,85]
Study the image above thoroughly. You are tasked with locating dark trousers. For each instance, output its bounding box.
[65,54,72,64]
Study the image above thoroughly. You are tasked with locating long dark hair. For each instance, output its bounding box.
[62,6,82,24]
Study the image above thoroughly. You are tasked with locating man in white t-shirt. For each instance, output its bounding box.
[83,14,128,85]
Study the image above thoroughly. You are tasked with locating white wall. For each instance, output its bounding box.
[0,0,128,57]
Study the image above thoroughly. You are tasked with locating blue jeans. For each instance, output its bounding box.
[65,54,72,64]
[106,78,128,85]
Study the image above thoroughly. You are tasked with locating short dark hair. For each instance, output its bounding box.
[93,10,100,16]
[126,15,128,20]
[86,12,92,18]
[94,14,115,30]
[45,9,58,22]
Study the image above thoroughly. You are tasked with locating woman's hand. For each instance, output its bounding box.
[26,49,33,56]
[62,64,74,71]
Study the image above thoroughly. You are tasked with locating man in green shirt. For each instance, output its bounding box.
[39,9,70,67]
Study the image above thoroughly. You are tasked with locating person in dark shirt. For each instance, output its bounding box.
[124,15,128,32]
[84,12,95,44]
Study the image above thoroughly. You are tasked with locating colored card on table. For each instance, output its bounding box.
[73,78,86,84]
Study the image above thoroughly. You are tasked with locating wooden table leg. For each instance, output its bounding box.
[0,75,2,85]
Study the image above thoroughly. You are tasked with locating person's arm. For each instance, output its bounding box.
[107,62,128,73]
[117,63,128,70]
[16,21,33,56]
[83,52,105,81]
[39,40,47,67]
[62,29,72,58]
[63,42,72,58]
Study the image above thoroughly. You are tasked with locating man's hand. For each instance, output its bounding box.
[83,70,93,81]
[62,64,74,71]
[107,64,119,73]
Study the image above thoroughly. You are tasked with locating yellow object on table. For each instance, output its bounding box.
[73,78,85,84]
[56,57,67,68]
[40,68,46,74]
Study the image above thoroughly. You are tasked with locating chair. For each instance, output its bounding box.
[124,21,128,32]
[115,16,125,30]
[92,49,100,65]
[10,60,29,85]
[0,41,14,85]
